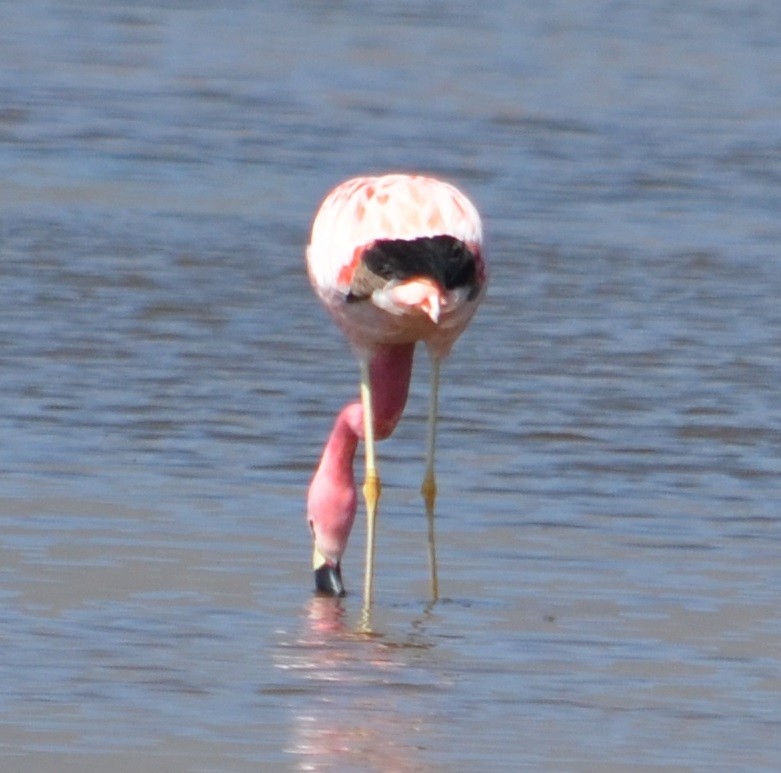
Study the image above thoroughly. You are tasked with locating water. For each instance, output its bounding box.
[2,1,781,770]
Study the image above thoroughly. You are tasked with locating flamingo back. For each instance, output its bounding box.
[306,174,483,294]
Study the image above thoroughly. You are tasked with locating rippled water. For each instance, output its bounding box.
[2,1,781,770]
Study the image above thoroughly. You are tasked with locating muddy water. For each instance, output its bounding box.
[1,1,780,770]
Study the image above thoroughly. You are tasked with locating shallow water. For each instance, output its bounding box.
[1,1,781,770]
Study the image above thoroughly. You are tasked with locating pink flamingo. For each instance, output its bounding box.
[305,174,487,607]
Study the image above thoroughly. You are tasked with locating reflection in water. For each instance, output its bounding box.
[279,597,438,772]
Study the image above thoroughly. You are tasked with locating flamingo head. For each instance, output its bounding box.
[307,460,356,598]
[312,546,345,597]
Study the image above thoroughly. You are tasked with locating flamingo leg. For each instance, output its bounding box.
[421,356,441,601]
[360,357,382,610]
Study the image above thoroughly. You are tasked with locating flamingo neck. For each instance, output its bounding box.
[306,343,415,567]
[319,403,362,484]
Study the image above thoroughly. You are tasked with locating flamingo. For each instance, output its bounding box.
[305,173,487,607]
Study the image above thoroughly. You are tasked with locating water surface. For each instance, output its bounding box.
[1,1,780,770]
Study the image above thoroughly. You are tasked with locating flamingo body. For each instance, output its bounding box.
[307,174,483,292]
[305,174,487,603]
[307,174,486,357]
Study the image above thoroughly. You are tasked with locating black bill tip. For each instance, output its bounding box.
[314,562,346,597]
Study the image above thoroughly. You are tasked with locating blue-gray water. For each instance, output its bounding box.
[2,1,781,770]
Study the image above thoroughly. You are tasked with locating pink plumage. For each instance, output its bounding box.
[307,174,483,291]
[307,174,486,358]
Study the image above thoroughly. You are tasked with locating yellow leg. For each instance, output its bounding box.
[360,358,381,612]
[421,357,440,601]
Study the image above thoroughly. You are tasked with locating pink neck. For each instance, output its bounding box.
[306,343,415,563]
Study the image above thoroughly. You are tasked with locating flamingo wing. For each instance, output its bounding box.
[346,235,481,303]
[306,174,484,296]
